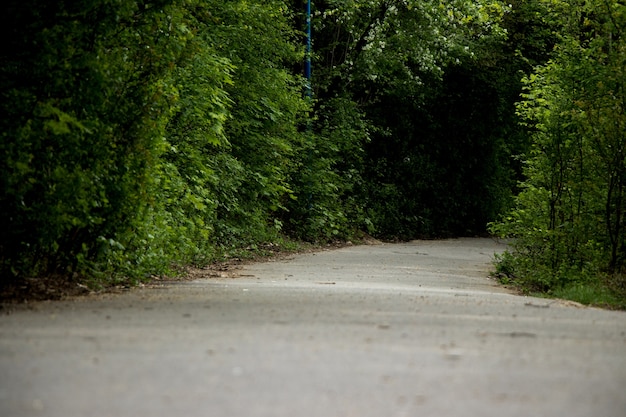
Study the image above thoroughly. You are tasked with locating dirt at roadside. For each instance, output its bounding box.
[0,238,379,305]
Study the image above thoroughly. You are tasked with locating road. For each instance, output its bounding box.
[1,238,625,417]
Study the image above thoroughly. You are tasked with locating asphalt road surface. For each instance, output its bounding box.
[1,238,625,417]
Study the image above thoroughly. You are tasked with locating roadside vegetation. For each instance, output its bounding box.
[1,0,624,308]
[489,0,626,309]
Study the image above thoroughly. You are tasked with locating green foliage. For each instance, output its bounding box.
[1,0,188,281]
[8,0,621,304]
[199,0,308,246]
[490,0,626,304]
[309,0,526,238]
[0,0,302,285]
[147,53,233,267]
[287,96,371,240]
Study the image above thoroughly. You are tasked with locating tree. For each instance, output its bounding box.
[308,0,521,238]
[0,0,249,284]
[491,0,626,300]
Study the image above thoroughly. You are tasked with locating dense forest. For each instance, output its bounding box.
[1,0,624,306]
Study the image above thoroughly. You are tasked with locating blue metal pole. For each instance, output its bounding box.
[305,0,312,98]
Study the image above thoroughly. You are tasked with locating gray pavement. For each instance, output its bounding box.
[1,238,625,417]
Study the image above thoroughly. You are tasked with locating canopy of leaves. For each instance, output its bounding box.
[4,0,602,301]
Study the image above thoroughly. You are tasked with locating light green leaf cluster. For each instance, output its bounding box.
[491,0,626,296]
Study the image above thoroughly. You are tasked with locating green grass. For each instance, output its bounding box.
[551,282,625,310]
[492,251,626,310]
